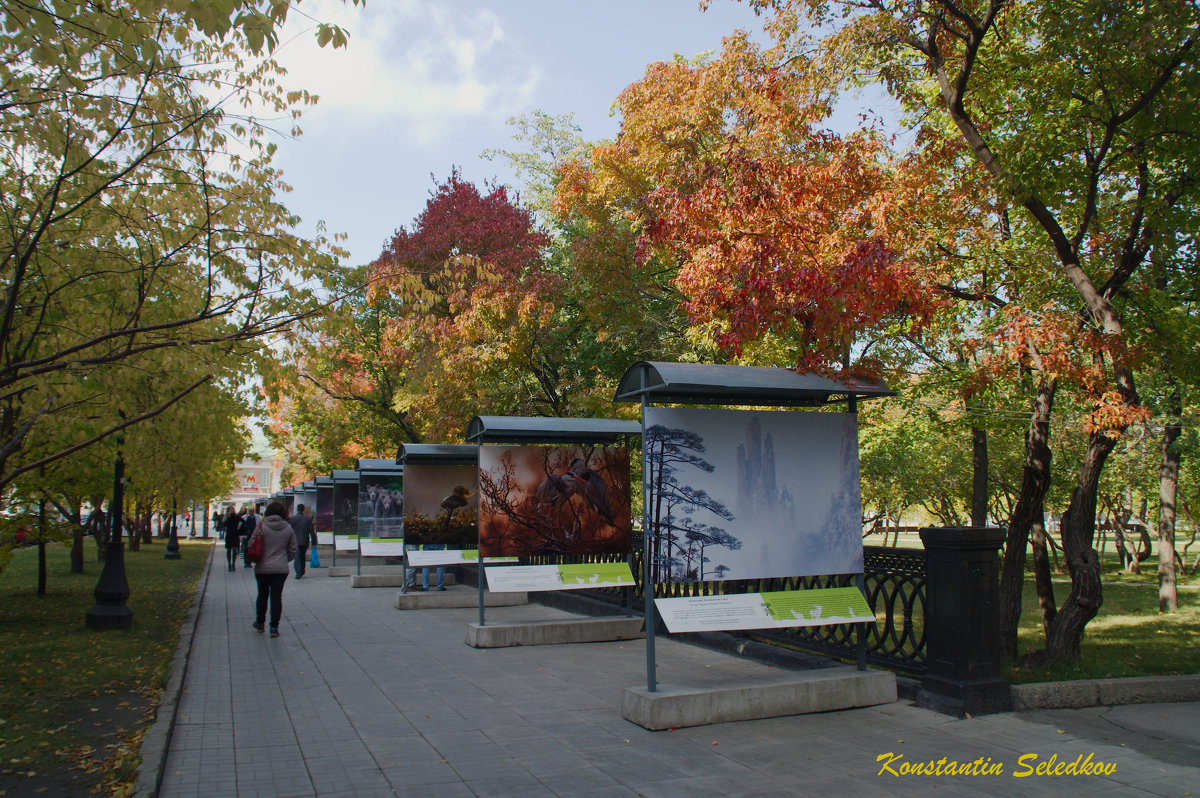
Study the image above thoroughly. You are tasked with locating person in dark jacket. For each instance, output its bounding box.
[288,503,317,578]
[240,508,258,569]
[223,507,241,571]
[246,501,297,637]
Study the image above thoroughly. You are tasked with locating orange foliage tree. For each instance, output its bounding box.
[368,170,620,440]
[555,37,965,376]
[741,0,1200,660]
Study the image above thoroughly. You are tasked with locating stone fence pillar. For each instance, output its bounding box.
[916,526,1011,716]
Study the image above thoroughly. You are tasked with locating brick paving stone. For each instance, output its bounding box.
[158,548,1200,797]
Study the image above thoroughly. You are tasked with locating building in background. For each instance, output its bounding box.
[215,428,283,514]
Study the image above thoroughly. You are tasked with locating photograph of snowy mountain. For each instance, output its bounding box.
[643,407,863,582]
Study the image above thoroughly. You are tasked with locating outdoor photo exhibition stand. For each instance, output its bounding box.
[330,468,367,580]
[462,415,644,648]
[299,480,321,548]
[394,443,526,612]
[349,458,410,587]
[614,361,899,729]
[315,475,335,567]
[269,490,293,515]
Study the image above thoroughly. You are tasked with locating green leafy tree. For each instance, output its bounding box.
[0,0,356,494]
[746,0,1200,663]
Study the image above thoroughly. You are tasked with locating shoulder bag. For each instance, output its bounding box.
[245,528,265,565]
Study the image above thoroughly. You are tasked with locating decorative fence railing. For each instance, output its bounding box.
[521,540,928,675]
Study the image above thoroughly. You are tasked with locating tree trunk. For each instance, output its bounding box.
[127,501,140,551]
[71,528,85,574]
[1107,495,1134,572]
[1158,379,1181,612]
[37,497,46,596]
[1045,430,1114,662]
[971,425,988,527]
[999,378,1056,660]
[1030,501,1057,634]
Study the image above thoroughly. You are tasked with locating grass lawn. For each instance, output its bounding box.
[0,538,210,797]
[1005,579,1200,684]
[863,532,1200,684]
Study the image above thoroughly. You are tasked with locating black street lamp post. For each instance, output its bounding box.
[165,497,182,560]
[85,452,133,629]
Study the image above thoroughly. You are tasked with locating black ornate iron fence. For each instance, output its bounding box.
[522,540,927,675]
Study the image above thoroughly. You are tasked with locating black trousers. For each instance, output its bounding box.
[254,572,288,627]
[296,546,308,577]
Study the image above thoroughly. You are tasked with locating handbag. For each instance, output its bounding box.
[245,531,264,565]
[310,547,320,568]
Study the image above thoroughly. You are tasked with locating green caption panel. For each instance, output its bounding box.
[557,562,634,585]
[759,587,873,623]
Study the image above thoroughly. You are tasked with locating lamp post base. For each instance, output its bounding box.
[85,604,133,630]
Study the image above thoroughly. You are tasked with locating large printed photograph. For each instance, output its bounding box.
[332,481,359,536]
[359,472,404,538]
[299,489,318,517]
[402,463,478,548]
[479,445,632,557]
[643,407,863,582]
[315,484,334,533]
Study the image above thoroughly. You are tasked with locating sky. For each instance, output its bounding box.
[262,0,869,269]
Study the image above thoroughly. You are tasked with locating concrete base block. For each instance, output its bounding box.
[916,674,1012,717]
[395,587,527,610]
[351,571,456,588]
[622,666,897,730]
[333,564,456,580]
[1012,674,1200,711]
[465,616,644,648]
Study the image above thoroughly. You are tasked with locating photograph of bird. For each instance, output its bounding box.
[535,458,613,523]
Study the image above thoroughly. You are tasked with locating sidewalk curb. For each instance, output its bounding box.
[132,542,215,798]
[1012,674,1200,711]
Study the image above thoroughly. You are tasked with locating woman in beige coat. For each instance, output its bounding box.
[247,500,297,637]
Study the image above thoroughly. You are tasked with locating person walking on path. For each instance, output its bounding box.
[223,507,241,571]
[240,507,258,569]
[246,500,296,637]
[288,503,316,578]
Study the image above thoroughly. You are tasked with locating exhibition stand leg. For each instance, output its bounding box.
[641,387,656,693]
[855,573,867,671]
[478,553,485,626]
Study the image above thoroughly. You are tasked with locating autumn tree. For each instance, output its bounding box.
[0,0,355,495]
[264,263,423,481]
[743,0,1200,660]
[366,170,620,439]
[556,39,967,378]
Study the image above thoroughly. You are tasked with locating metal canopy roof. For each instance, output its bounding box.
[357,458,404,473]
[614,361,893,406]
[331,469,358,482]
[302,481,316,490]
[464,415,642,444]
[315,476,333,486]
[396,443,478,466]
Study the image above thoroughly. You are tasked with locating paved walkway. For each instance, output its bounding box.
[159,547,1200,797]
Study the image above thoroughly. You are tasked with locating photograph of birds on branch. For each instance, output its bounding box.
[402,464,480,548]
[479,445,632,558]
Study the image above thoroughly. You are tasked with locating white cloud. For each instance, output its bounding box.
[272,0,540,145]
